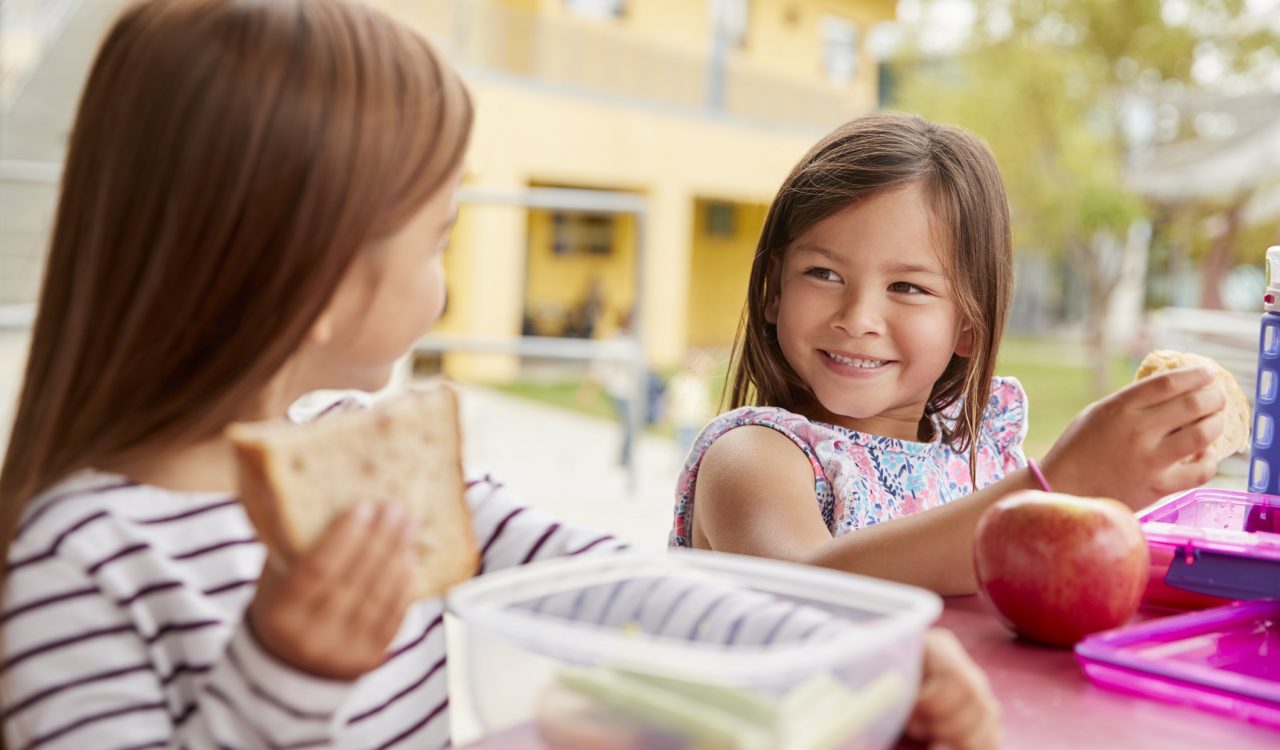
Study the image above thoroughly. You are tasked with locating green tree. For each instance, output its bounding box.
[893,0,1279,395]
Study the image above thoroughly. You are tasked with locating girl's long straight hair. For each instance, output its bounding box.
[0,0,472,589]
[728,113,1013,470]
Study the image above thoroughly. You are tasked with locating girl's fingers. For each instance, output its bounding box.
[1144,384,1225,437]
[353,543,417,641]
[918,671,971,725]
[318,504,413,620]
[1122,366,1215,409]
[922,702,985,750]
[1160,448,1221,494]
[297,502,378,587]
[1154,413,1224,467]
[271,504,376,608]
[347,503,412,586]
[949,711,1002,750]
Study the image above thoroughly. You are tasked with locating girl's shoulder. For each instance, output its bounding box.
[680,406,831,487]
[11,465,243,565]
[671,406,830,548]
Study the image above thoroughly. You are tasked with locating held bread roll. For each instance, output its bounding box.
[1134,350,1251,464]
[227,383,477,599]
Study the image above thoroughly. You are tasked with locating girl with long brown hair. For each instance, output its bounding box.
[671,113,1227,595]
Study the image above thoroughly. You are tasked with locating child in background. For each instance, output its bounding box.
[667,349,715,461]
[0,2,1000,748]
[671,113,1226,596]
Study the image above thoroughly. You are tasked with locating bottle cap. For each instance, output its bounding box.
[1267,246,1280,311]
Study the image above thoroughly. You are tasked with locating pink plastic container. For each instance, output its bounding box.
[1139,488,1280,607]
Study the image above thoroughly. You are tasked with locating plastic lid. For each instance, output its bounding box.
[1140,489,1280,599]
[445,549,942,684]
[1266,246,1280,311]
[1075,600,1280,727]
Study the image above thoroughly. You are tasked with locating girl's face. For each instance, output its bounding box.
[766,183,972,441]
[299,166,462,393]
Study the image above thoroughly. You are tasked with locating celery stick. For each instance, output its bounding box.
[558,667,769,750]
[611,670,779,727]
[780,671,908,750]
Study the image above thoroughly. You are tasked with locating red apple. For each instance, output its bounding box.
[973,490,1149,648]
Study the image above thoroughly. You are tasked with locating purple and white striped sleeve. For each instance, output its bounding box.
[1,550,353,749]
[466,475,629,574]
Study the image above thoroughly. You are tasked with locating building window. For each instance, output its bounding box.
[552,212,615,255]
[705,202,736,237]
[820,15,858,85]
[564,0,626,20]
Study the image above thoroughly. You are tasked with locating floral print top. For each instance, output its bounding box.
[669,377,1029,547]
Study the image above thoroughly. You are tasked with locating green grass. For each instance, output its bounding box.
[498,379,616,422]
[996,337,1132,458]
[493,336,1131,457]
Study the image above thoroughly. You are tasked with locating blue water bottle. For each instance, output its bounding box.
[1248,245,1280,494]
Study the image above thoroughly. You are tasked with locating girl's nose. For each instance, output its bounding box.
[832,291,885,337]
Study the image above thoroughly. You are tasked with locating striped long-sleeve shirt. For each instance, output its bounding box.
[0,466,635,749]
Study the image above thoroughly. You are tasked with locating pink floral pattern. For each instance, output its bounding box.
[670,377,1028,547]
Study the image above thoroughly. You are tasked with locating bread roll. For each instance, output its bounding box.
[228,383,477,599]
[1134,350,1251,463]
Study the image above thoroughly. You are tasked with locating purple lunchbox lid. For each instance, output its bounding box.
[1140,488,1280,562]
[1075,600,1280,708]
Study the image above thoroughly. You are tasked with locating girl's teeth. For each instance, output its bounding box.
[827,352,886,368]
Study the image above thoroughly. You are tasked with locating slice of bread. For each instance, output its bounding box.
[227,383,477,599]
[1134,350,1251,464]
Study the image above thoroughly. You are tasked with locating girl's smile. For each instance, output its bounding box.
[820,350,894,373]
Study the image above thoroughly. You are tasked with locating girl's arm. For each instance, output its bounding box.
[694,367,1225,596]
[692,424,1021,595]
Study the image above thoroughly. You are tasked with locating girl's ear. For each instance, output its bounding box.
[764,256,781,325]
[309,308,335,347]
[954,323,975,358]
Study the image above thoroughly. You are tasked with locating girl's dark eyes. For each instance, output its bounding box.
[888,281,929,295]
[803,267,840,281]
[801,269,932,295]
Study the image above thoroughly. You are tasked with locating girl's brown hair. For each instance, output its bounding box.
[728,112,1013,467]
[0,0,471,577]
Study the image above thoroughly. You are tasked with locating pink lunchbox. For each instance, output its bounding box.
[1075,488,1280,727]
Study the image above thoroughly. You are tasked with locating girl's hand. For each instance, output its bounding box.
[906,629,1001,750]
[1041,366,1224,510]
[249,502,418,680]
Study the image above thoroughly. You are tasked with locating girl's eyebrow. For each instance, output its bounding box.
[885,262,944,277]
[793,244,943,278]
[790,243,841,262]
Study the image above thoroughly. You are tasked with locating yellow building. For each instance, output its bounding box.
[371,0,896,381]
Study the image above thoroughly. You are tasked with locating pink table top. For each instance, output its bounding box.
[461,597,1280,750]
[931,596,1278,750]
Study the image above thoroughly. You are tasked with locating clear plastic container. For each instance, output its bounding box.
[446,549,942,750]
